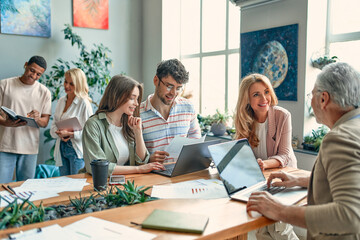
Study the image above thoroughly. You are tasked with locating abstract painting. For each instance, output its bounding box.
[241,24,298,101]
[73,0,108,29]
[0,0,51,37]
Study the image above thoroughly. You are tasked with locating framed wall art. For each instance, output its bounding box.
[0,0,51,37]
[73,0,109,29]
[241,24,299,101]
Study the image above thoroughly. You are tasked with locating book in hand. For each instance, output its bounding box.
[55,117,82,131]
[1,106,39,128]
[141,209,209,234]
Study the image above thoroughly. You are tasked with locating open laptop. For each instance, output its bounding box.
[152,139,221,177]
[208,139,307,205]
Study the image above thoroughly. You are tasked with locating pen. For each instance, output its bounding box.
[2,184,15,195]
[7,185,16,195]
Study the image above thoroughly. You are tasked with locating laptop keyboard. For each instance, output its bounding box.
[260,185,286,195]
[152,163,175,175]
[243,185,285,198]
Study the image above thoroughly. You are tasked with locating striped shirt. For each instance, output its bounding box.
[140,94,201,154]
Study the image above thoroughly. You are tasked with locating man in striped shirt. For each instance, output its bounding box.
[140,59,201,162]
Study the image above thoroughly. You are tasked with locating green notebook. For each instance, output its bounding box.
[141,209,209,234]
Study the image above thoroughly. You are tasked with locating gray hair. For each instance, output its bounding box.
[315,62,360,109]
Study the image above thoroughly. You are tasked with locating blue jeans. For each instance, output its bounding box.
[59,140,84,176]
[0,152,37,183]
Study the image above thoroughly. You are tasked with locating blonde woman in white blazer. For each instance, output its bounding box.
[50,68,93,175]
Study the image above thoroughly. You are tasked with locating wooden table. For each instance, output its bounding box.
[0,167,308,239]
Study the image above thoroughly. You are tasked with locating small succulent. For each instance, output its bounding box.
[69,193,95,213]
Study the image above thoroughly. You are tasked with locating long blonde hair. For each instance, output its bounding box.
[65,68,92,103]
[234,74,278,147]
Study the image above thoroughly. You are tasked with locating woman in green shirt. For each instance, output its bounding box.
[82,74,165,176]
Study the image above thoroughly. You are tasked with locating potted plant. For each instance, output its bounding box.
[209,109,230,136]
[311,55,338,70]
[302,126,328,152]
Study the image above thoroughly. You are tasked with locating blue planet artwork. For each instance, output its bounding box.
[0,0,51,38]
[241,24,298,101]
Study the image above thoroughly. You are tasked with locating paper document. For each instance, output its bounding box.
[7,224,79,240]
[1,106,39,128]
[64,216,156,240]
[165,135,206,161]
[19,177,88,193]
[55,117,82,131]
[151,179,228,199]
[0,189,59,207]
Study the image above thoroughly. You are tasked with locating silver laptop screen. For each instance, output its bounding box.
[209,139,265,195]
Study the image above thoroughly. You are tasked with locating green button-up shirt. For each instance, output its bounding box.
[81,112,150,176]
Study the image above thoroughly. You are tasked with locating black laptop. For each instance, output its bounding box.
[152,140,221,177]
[208,139,307,205]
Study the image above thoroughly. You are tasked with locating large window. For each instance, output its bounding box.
[162,0,240,115]
[327,0,360,70]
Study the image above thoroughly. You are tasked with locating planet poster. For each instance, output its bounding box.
[241,24,298,101]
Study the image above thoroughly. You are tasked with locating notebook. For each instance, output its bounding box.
[208,139,307,205]
[152,139,221,177]
[1,106,39,128]
[141,209,209,234]
[55,117,82,131]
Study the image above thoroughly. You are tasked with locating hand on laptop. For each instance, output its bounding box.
[267,171,300,188]
[137,162,166,173]
[150,151,170,163]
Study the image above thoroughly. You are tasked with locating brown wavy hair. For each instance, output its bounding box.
[234,74,278,147]
[96,74,143,142]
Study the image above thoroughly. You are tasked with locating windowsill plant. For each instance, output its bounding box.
[197,109,231,136]
[302,126,328,152]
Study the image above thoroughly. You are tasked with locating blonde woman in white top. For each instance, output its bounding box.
[50,68,93,175]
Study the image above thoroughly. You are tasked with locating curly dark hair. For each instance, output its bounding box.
[156,59,189,84]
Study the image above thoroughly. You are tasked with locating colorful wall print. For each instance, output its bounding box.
[241,24,299,101]
[73,0,109,29]
[0,0,51,37]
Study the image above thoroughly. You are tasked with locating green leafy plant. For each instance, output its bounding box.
[69,193,95,214]
[311,55,338,70]
[39,24,114,165]
[40,24,113,103]
[302,126,328,152]
[210,109,230,124]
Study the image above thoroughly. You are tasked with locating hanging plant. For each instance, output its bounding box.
[311,55,338,70]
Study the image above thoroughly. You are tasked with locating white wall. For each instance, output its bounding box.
[240,0,308,145]
[142,0,163,98]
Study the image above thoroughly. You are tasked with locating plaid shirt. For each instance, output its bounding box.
[140,94,201,154]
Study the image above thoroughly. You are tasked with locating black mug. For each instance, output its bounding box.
[90,159,109,191]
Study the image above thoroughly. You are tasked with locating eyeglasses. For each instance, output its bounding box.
[306,93,313,102]
[158,77,184,93]
[307,90,321,102]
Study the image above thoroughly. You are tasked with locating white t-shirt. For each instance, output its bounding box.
[107,120,130,166]
[253,118,268,160]
[0,77,52,154]
[50,95,93,166]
